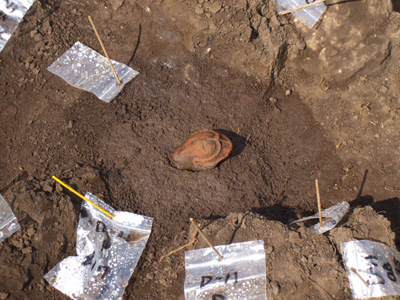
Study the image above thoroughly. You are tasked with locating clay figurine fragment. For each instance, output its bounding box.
[171,130,233,171]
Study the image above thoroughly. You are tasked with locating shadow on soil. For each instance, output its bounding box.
[348,168,400,247]
[214,129,246,159]
[392,0,400,12]
[251,205,298,224]
[349,195,400,248]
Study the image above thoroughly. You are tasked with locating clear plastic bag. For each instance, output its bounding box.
[184,240,267,300]
[342,240,400,299]
[48,42,139,102]
[275,0,326,28]
[0,194,20,242]
[44,193,153,300]
[289,201,349,234]
[0,0,35,52]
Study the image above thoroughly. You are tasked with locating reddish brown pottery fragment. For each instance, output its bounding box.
[171,130,233,171]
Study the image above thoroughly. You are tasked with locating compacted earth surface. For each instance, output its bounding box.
[1,0,400,299]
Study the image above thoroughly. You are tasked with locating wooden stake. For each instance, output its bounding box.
[52,176,114,219]
[190,218,224,261]
[88,16,122,85]
[280,0,325,16]
[315,179,323,228]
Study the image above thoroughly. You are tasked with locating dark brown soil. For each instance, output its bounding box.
[1,0,400,299]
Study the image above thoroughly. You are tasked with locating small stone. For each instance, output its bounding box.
[163,256,172,265]
[30,29,38,37]
[26,227,36,237]
[111,0,124,11]
[194,6,204,15]
[269,97,277,104]
[379,86,388,93]
[285,89,292,96]
[146,273,154,280]
[67,120,74,129]
[22,247,32,255]
[206,2,221,14]
[42,19,52,34]
[266,246,274,255]
[270,281,280,296]
[0,292,9,300]
[33,32,42,42]
[41,181,53,193]
[159,278,168,286]
[10,238,23,249]
[360,75,367,81]
[55,183,63,193]
[288,231,299,243]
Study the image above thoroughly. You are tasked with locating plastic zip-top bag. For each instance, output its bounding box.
[184,240,267,300]
[0,194,20,242]
[342,240,400,299]
[289,201,349,234]
[275,0,326,28]
[45,193,153,300]
[0,0,35,52]
[48,41,139,102]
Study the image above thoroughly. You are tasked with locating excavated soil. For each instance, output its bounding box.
[1,0,400,299]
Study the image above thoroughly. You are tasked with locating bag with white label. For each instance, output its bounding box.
[44,192,153,300]
[289,201,350,234]
[48,42,139,102]
[184,240,267,300]
[342,240,400,299]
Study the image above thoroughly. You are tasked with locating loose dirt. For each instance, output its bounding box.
[1,0,400,299]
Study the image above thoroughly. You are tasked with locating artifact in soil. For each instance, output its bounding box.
[171,130,233,171]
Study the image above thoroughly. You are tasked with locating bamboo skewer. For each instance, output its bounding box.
[350,268,370,288]
[280,0,325,16]
[190,218,224,261]
[52,176,114,219]
[88,16,122,85]
[315,179,323,228]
